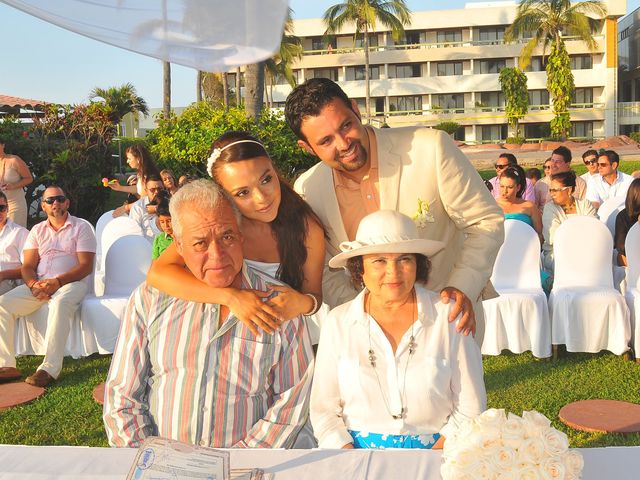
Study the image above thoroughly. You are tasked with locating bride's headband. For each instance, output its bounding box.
[207,139,265,177]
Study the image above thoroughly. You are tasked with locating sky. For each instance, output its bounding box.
[1,0,639,109]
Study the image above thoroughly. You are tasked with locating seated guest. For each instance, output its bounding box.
[580,149,599,184]
[496,166,543,242]
[0,191,29,296]
[160,169,179,195]
[586,150,634,209]
[311,210,485,449]
[546,146,587,201]
[151,196,173,260]
[488,153,535,202]
[129,174,166,242]
[541,157,553,185]
[526,167,549,213]
[614,178,640,267]
[542,171,597,272]
[104,179,314,448]
[0,186,96,386]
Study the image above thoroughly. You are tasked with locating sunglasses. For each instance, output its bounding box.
[597,162,610,168]
[43,195,67,205]
[0,204,7,212]
[495,164,509,169]
[549,186,571,193]
[584,160,597,166]
[543,166,551,170]
[147,187,165,193]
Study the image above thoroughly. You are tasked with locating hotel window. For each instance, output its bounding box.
[529,90,550,109]
[355,34,379,48]
[399,31,421,45]
[308,68,339,81]
[478,91,505,108]
[479,125,507,141]
[389,95,422,114]
[570,55,593,70]
[478,27,505,44]
[524,56,547,72]
[311,37,335,51]
[275,70,299,85]
[346,65,380,81]
[389,63,421,78]
[436,61,463,76]
[572,88,593,106]
[476,58,506,74]
[433,93,464,112]
[437,30,462,45]
[571,122,593,138]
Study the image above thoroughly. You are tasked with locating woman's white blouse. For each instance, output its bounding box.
[310,285,486,448]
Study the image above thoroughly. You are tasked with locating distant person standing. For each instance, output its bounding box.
[0,136,33,227]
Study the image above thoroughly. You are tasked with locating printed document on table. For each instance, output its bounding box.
[126,436,230,480]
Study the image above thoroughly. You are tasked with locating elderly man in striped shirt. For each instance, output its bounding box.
[103,179,314,448]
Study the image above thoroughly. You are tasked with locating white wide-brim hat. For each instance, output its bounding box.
[328,210,445,268]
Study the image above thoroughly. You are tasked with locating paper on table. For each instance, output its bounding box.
[126,437,230,480]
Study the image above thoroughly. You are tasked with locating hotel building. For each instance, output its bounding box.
[262,0,626,143]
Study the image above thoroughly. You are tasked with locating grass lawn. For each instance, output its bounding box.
[1,352,638,447]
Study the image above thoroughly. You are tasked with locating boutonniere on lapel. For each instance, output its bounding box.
[412,198,434,228]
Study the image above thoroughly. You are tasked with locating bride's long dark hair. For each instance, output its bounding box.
[208,131,325,290]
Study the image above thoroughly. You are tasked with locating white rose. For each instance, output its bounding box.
[522,410,552,429]
[480,425,503,450]
[495,468,516,480]
[541,457,566,479]
[502,413,526,448]
[518,464,543,480]
[476,408,507,429]
[517,437,546,465]
[490,445,517,471]
[543,428,569,457]
[563,450,584,477]
[475,459,497,480]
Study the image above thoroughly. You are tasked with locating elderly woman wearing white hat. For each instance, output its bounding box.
[310,210,486,450]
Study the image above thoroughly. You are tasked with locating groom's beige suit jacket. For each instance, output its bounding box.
[294,126,504,339]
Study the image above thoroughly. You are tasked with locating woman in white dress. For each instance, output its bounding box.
[311,210,486,449]
[147,131,326,340]
[0,138,33,227]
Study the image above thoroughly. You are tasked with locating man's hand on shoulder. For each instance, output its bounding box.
[440,286,475,336]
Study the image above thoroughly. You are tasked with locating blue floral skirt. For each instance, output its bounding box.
[348,430,441,449]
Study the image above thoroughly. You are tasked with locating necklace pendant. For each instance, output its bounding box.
[392,408,405,420]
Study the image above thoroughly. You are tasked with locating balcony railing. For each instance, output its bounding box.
[618,102,640,118]
[378,103,602,117]
[303,35,603,56]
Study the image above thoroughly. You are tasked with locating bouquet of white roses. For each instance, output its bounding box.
[441,409,583,480]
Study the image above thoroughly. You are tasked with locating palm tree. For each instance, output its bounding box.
[197,71,203,102]
[505,0,606,138]
[89,83,149,126]
[163,61,171,118]
[244,8,300,118]
[323,0,411,120]
[265,20,304,108]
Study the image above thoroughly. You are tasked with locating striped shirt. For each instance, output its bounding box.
[103,263,314,448]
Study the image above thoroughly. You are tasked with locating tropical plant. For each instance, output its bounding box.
[146,102,315,178]
[323,0,411,119]
[89,83,149,126]
[504,0,606,139]
[433,121,461,137]
[499,67,529,139]
[265,16,304,108]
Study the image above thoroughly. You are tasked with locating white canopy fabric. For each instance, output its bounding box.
[1,0,288,71]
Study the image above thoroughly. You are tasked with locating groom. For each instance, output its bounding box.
[285,78,504,341]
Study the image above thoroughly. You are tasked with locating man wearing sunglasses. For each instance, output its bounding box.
[586,150,634,209]
[487,153,535,202]
[128,174,166,243]
[0,191,28,297]
[580,149,599,184]
[0,186,96,387]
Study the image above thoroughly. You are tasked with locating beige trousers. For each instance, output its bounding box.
[0,282,87,378]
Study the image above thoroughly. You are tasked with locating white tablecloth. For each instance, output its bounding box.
[0,445,639,479]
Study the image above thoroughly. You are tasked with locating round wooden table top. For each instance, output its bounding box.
[559,399,640,433]
[92,382,105,405]
[0,382,45,410]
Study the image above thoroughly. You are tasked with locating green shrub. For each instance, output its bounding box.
[146,103,315,180]
[505,136,525,144]
[433,121,461,136]
[630,132,640,143]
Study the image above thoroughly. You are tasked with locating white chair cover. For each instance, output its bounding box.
[549,216,630,354]
[95,216,142,295]
[94,210,115,269]
[482,220,551,358]
[81,235,152,353]
[624,222,640,356]
[597,196,626,237]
